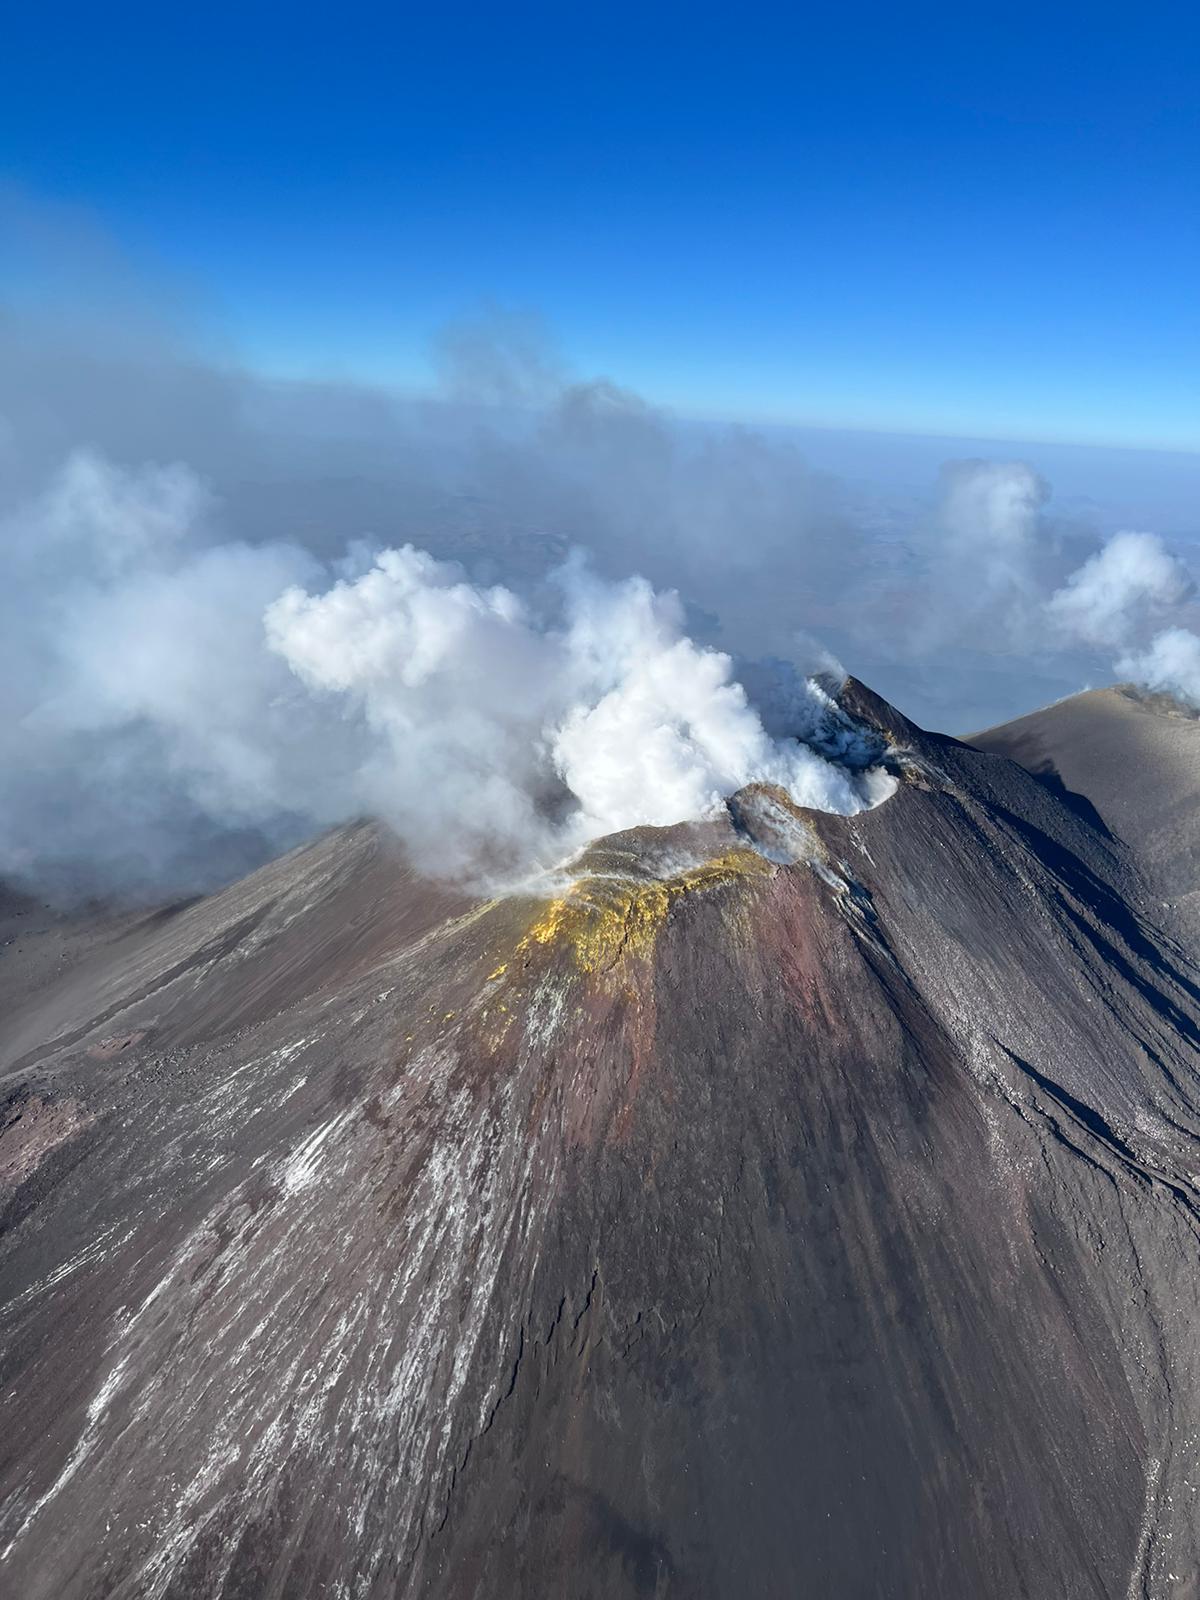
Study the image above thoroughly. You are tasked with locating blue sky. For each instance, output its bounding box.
[3,1,1197,448]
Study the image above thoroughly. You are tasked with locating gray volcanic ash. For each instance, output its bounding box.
[972,684,1200,947]
[4,681,1200,1597]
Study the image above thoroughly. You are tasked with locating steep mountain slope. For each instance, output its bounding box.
[4,683,1200,1598]
[971,685,1200,941]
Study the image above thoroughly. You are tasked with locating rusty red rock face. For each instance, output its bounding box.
[0,1093,94,1193]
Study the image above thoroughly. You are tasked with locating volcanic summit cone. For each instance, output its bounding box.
[4,680,1200,1598]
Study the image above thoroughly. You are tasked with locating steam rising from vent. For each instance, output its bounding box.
[1117,630,1200,708]
[0,452,894,897]
[1047,532,1191,647]
[1048,532,1200,711]
[938,460,1047,610]
[265,547,896,880]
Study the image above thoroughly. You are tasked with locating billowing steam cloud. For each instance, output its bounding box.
[1048,529,1200,708]
[1,453,336,895]
[4,442,1198,902]
[2,224,1198,900]
[266,546,893,876]
[1117,629,1200,705]
[912,462,1200,721]
[1047,531,1191,646]
[0,451,893,895]
[938,459,1047,616]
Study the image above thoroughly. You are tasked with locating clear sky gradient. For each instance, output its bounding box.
[3,1,1197,448]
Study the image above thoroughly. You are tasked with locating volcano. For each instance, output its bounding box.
[4,679,1200,1599]
[972,684,1200,949]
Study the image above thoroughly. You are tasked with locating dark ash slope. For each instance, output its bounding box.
[971,684,1200,946]
[4,683,1200,1599]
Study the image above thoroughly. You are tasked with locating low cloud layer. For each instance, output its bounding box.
[2,249,1198,899]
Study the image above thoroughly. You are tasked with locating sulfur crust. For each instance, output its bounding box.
[518,848,773,974]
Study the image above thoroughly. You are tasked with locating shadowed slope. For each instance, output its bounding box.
[971,685,1200,943]
[3,686,1200,1597]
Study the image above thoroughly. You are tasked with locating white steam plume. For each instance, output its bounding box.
[1,451,894,896]
[265,547,895,879]
[1047,531,1191,646]
[939,459,1047,581]
[1117,629,1200,708]
[4,267,1197,898]
[898,460,1053,665]
[937,460,1047,610]
[1048,531,1200,712]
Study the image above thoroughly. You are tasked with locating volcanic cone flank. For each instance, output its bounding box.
[3,681,1200,1599]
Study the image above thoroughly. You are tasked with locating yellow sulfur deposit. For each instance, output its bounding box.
[518,849,772,974]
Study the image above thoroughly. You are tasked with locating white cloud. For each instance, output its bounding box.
[266,547,894,880]
[1047,531,1191,647]
[938,459,1047,598]
[1117,628,1200,707]
[0,451,898,895]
